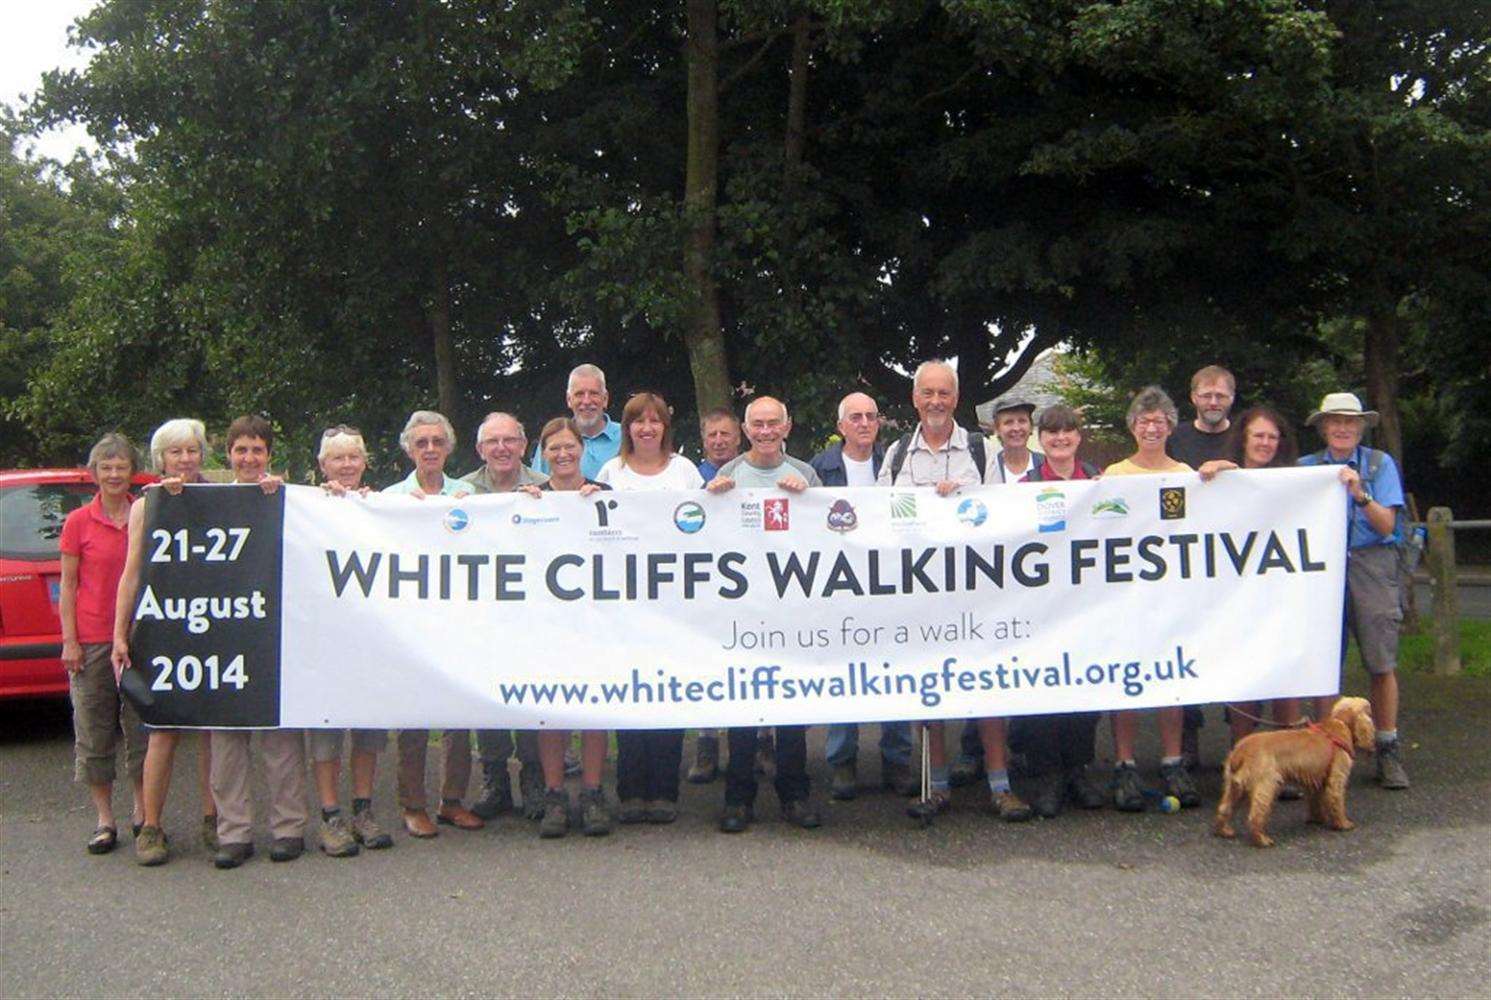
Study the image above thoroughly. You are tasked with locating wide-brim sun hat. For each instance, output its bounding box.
[1306,391,1379,428]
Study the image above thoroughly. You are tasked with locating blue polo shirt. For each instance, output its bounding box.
[382,469,472,497]
[1298,445,1404,549]
[530,415,621,481]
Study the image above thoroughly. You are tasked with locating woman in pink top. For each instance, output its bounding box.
[59,433,145,854]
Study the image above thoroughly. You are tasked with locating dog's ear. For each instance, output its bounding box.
[1350,706,1376,750]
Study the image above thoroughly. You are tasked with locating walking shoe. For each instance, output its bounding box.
[831,762,858,801]
[719,804,753,833]
[1066,765,1107,810]
[134,824,169,867]
[435,803,485,830]
[579,788,611,837]
[87,825,118,855]
[518,765,546,821]
[350,809,393,849]
[1112,763,1147,813]
[906,790,951,821]
[1159,761,1201,808]
[754,731,775,776]
[645,800,679,824]
[213,841,254,869]
[687,734,720,784]
[270,837,305,862]
[948,755,984,788]
[319,815,360,858]
[1031,773,1064,819]
[782,800,822,829]
[471,762,513,820]
[616,798,648,824]
[1181,724,1201,772]
[1375,740,1410,790]
[563,745,582,777]
[538,789,570,839]
[1278,782,1304,801]
[402,809,439,839]
[881,759,918,797]
[987,789,1034,822]
[201,814,219,852]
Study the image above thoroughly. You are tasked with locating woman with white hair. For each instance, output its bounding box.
[305,425,394,855]
[383,410,483,838]
[110,418,218,865]
[59,433,146,854]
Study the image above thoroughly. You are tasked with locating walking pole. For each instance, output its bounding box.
[915,722,935,828]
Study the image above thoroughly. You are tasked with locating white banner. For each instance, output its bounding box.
[249,467,1346,729]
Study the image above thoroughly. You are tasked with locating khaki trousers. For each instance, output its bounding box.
[397,730,472,811]
[211,729,309,845]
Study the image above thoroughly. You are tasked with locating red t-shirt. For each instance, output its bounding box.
[58,493,134,644]
[1023,459,1093,482]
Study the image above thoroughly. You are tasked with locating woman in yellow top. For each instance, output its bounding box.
[1100,386,1199,812]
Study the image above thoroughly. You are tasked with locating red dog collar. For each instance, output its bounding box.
[1308,721,1355,760]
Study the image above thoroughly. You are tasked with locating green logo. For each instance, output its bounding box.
[891,493,918,519]
[1091,498,1129,518]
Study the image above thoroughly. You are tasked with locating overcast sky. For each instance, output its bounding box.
[2,0,100,162]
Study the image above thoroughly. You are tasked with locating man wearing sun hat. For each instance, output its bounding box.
[1298,391,1410,789]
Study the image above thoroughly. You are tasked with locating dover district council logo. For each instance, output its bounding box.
[443,507,470,533]
[673,501,706,534]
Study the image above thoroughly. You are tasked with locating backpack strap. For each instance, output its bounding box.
[968,433,987,480]
[887,433,914,482]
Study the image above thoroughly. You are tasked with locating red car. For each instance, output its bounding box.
[0,468,156,699]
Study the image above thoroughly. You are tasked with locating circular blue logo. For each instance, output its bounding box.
[956,498,987,527]
[444,507,470,533]
[673,501,706,534]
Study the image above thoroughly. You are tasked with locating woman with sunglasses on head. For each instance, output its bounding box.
[595,393,703,824]
[304,425,394,855]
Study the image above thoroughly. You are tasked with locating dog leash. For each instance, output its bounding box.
[1226,703,1312,730]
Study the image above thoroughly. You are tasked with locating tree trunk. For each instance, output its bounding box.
[1363,298,1402,468]
[428,260,459,421]
[784,14,810,178]
[682,0,733,422]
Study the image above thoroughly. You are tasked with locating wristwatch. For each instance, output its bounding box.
[1353,489,1373,508]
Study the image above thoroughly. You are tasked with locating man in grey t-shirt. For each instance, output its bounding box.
[705,396,822,833]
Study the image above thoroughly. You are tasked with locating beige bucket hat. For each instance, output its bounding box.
[1305,391,1379,428]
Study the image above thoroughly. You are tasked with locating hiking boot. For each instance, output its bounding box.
[1159,761,1201,808]
[214,841,254,869]
[471,762,513,820]
[616,799,648,824]
[134,824,169,867]
[539,789,570,839]
[645,800,679,824]
[1066,765,1107,810]
[987,789,1034,822]
[881,759,918,797]
[319,814,360,857]
[948,755,984,788]
[270,837,305,862]
[518,765,546,821]
[830,762,858,801]
[1181,724,1201,772]
[1112,763,1147,813]
[350,808,393,849]
[906,790,951,821]
[687,734,720,784]
[201,815,219,852]
[782,800,822,829]
[719,804,753,833]
[1031,773,1064,819]
[1375,740,1410,790]
[579,788,612,836]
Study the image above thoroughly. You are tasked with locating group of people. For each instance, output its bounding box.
[57,361,1410,868]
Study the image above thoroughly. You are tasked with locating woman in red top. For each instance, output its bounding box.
[59,433,145,854]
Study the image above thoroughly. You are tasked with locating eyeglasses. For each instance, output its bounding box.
[844,413,880,425]
[480,436,525,449]
[1134,418,1171,429]
[323,424,361,437]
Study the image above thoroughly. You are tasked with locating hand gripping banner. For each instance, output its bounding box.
[122,468,1347,730]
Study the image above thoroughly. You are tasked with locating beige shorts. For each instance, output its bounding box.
[306,729,387,763]
[1345,544,1402,675]
[69,643,146,785]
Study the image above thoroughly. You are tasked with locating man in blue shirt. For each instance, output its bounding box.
[1298,392,1410,789]
[531,363,621,480]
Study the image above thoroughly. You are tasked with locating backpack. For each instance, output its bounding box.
[1309,446,1424,577]
[887,430,987,483]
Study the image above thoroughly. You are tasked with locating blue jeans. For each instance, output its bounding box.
[825,721,913,767]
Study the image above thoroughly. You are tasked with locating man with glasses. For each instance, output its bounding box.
[1166,364,1238,770]
[461,412,549,820]
[809,393,914,799]
[531,363,621,480]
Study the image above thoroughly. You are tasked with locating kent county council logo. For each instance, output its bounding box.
[890,493,918,520]
[1160,486,1187,520]
[673,500,707,534]
[956,497,987,527]
[1035,488,1067,533]
[764,497,790,531]
[443,507,470,533]
[1091,497,1130,518]
[826,498,858,533]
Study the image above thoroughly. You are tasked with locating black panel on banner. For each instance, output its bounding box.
[120,485,283,728]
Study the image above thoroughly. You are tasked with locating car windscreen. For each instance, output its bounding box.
[0,484,96,561]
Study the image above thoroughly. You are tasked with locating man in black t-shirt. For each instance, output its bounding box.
[1167,364,1236,469]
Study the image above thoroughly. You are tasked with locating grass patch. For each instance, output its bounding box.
[1347,619,1491,678]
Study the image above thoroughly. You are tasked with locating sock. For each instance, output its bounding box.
[930,764,950,793]
[1160,755,1184,768]
[321,807,341,822]
[352,798,371,814]
[986,769,1011,794]
[1376,729,1398,747]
